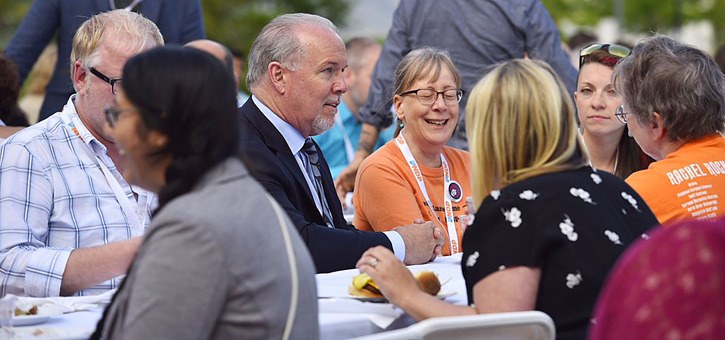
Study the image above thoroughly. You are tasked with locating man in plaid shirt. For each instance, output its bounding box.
[0,10,163,297]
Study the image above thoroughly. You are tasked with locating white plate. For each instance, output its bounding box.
[10,314,50,326]
[11,326,94,339]
[347,290,456,303]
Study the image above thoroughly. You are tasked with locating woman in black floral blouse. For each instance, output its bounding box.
[355,59,659,340]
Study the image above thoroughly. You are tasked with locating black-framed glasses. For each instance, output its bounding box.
[579,43,631,68]
[104,106,136,127]
[90,67,122,95]
[399,88,464,106]
[615,105,631,124]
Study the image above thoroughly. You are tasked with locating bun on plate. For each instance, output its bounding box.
[348,271,441,298]
[415,271,442,296]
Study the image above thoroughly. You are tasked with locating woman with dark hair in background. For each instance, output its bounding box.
[93,46,318,339]
[575,43,652,178]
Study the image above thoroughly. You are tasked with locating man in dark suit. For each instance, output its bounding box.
[238,13,444,273]
[4,0,205,122]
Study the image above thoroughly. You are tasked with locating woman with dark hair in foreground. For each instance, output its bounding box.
[93,46,318,339]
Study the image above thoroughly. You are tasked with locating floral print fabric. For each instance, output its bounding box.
[461,167,658,340]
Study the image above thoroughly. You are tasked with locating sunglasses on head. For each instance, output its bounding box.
[579,43,631,68]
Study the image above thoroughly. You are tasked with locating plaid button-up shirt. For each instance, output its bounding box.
[0,96,154,297]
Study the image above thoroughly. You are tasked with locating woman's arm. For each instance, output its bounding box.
[358,246,477,320]
[358,247,540,321]
[472,266,541,313]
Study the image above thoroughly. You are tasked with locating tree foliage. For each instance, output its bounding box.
[0,1,30,46]
[0,0,350,52]
[541,0,725,46]
[202,0,350,57]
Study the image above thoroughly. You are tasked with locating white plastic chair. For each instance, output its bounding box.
[351,311,555,340]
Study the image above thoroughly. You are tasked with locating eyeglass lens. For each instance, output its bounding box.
[413,89,462,105]
[90,67,122,95]
[615,105,629,124]
[579,43,631,68]
[104,107,118,127]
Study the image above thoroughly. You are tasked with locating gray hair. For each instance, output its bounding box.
[246,13,337,89]
[613,35,725,141]
[71,10,163,80]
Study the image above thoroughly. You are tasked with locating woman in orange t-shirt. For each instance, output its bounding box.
[353,47,471,256]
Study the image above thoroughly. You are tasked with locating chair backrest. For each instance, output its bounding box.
[353,311,555,340]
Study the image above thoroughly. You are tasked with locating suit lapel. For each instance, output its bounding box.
[243,101,316,202]
[241,100,346,227]
[310,139,345,226]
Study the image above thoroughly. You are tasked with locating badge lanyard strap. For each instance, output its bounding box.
[60,111,144,236]
[395,132,460,254]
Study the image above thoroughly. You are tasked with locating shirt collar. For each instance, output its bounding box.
[252,95,306,154]
[63,95,108,155]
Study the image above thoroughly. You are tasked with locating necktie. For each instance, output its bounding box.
[301,138,334,227]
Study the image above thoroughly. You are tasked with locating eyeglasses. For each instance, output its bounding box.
[579,43,631,68]
[399,88,464,106]
[90,67,122,95]
[104,106,136,127]
[615,105,631,124]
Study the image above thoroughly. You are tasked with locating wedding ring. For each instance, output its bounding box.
[369,258,379,268]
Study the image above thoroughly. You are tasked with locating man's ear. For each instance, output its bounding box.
[73,61,88,92]
[268,61,286,94]
[650,111,667,142]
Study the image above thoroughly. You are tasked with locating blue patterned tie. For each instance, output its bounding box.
[302,138,334,227]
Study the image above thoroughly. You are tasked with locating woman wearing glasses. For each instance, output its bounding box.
[575,43,652,178]
[352,47,470,256]
[355,59,658,339]
[93,46,318,339]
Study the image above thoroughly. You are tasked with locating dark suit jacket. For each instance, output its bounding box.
[238,99,393,273]
[5,0,205,120]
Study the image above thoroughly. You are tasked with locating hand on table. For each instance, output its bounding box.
[356,246,421,307]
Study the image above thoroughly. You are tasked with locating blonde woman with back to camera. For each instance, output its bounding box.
[354,59,659,340]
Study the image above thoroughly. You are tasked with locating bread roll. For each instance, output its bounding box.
[415,271,442,295]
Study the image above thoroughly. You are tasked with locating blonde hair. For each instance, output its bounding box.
[466,59,588,206]
[70,10,163,80]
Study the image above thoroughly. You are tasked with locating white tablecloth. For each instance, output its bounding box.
[317,253,466,339]
[7,254,467,339]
